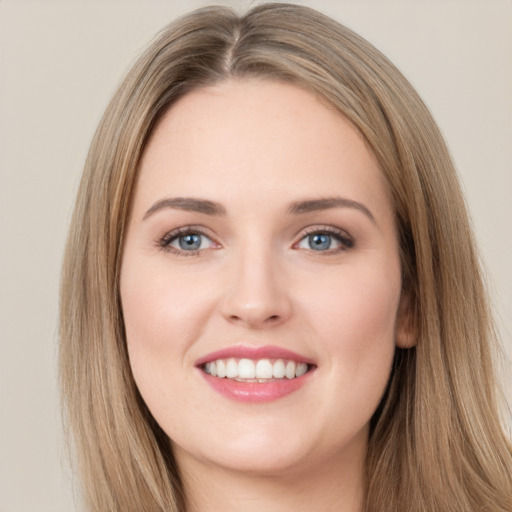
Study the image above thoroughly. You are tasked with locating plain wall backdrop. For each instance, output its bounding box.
[1,1,510,511]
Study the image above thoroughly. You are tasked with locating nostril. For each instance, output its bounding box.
[227,313,281,327]
[221,292,293,328]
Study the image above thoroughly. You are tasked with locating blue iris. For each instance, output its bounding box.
[179,233,202,250]
[308,233,331,251]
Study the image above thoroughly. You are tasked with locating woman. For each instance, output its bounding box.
[59,3,512,511]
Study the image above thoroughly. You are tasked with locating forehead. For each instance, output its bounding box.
[136,79,391,217]
[145,79,369,164]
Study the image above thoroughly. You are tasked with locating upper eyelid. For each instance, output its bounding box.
[157,223,354,248]
[157,226,218,253]
[295,224,353,240]
[294,225,355,250]
[160,225,214,240]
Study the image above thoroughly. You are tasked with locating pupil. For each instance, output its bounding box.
[179,234,201,250]
[309,234,331,250]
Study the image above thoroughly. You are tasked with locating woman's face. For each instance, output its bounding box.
[121,79,410,477]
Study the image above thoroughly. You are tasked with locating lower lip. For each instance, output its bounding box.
[200,371,313,403]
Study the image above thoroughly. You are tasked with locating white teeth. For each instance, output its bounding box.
[226,358,238,378]
[285,361,296,379]
[216,359,226,378]
[238,359,256,379]
[296,362,308,377]
[255,359,273,379]
[272,359,286,379]
[203,357,310,380]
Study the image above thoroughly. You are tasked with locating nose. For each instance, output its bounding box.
[220,247,293,329]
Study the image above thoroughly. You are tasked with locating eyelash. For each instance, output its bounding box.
[157,226,214,256]
[296,226,355,254]
[157,225,355,256]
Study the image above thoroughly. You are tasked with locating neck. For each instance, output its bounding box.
[175,438,366,512]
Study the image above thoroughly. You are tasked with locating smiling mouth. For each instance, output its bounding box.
[202,358,312,382]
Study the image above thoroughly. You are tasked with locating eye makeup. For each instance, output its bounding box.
[294,225,355,254]
[157,226,219,256]
[156,223,355,258]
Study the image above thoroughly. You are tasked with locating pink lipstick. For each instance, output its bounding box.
[196,345,316,403]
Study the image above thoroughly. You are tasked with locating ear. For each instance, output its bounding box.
[396,291,417,348]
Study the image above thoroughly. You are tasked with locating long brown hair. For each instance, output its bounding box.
[60,4,512,511]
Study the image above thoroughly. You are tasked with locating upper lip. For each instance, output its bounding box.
[195,345,315,367]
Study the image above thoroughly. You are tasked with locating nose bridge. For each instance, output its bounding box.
[221,238,292,328]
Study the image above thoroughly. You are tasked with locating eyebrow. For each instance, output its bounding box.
[286,197,376,224]
[143,195,376,224]
[143,197,226,219]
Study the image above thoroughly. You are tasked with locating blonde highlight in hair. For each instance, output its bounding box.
[60,4,512,511]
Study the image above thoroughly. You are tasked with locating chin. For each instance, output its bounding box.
[171,417,369,479]
[190,442,312,477]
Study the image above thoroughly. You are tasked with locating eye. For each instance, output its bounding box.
[159,227,217,255]
[295,227,354,253]
[171,233,211,251]
[303,233,333,251]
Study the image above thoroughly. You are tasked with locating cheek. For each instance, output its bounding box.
[120,256,213,397]
[122,254,210,341]
[302,259,401,392]
[308,258,400,327]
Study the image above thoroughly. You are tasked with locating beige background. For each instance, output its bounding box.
[1,1,510,511]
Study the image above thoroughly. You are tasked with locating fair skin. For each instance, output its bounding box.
[120,79,412,512]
